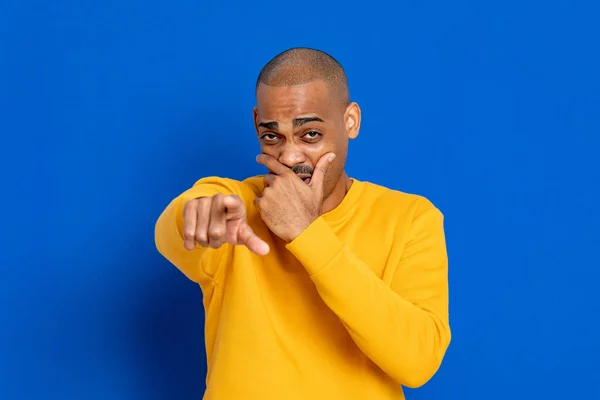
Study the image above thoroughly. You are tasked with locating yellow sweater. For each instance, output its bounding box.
[155,175,451,400]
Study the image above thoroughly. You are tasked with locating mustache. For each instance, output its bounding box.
[291,164,314,176]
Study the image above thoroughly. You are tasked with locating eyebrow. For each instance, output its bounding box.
[258,116,325,131]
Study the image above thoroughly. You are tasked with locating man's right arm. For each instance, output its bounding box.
[154,176,255,283]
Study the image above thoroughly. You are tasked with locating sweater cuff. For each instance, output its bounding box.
[285,217,345,276]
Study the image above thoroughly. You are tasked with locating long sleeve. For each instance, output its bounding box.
[154,176,256,283]
[285,201,451,388]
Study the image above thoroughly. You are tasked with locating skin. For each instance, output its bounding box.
[253,79,360,213]
[183,77,361,255]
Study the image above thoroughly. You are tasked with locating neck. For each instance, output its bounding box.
[321,171,353,214]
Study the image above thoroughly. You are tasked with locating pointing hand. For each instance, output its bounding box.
[182,194,270,255]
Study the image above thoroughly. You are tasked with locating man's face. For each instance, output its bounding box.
[253,79,359,199]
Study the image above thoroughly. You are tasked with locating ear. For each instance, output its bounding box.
[253,107,259,134]
[344,102,361,140]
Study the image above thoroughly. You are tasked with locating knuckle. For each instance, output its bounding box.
[196,234,208,245]
[208,228,222,239]
[227,194,241,206]
[184,199,198,213]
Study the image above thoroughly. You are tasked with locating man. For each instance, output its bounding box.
[154,47,451,400]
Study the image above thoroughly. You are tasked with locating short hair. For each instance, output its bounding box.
[255,47,350,106]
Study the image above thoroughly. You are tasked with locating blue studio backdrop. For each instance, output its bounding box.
[1,1,599,399]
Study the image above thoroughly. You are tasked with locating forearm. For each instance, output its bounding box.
[310,246,448,388]
[286,217,451,388]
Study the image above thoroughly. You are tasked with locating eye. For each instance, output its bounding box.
[303,131,322,142]
[260,133,280,143]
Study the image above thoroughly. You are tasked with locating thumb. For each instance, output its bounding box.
[310,152,336,192]
[237,222,270,256]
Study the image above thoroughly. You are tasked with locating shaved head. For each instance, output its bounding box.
[255,47,350,107]
[253,47,361,213]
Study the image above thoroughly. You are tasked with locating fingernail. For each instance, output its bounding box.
[328,154,336,162]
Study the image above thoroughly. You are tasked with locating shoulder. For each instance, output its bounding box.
[190,175,263,196]
[241,175,265,196]
[358,179,443,222]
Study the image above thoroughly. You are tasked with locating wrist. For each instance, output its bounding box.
[285,217,316,242]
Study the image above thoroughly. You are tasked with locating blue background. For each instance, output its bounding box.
[1,1,599,399]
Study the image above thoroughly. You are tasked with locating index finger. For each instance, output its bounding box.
[256,154,291,176]
[223,195,245,219]
[238,223,270,256]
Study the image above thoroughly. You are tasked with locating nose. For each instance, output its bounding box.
[278,143,306,168]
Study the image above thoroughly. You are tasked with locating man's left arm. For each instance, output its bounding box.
[285,200,451,389]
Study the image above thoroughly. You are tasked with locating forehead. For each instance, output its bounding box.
[256,80,337,121]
